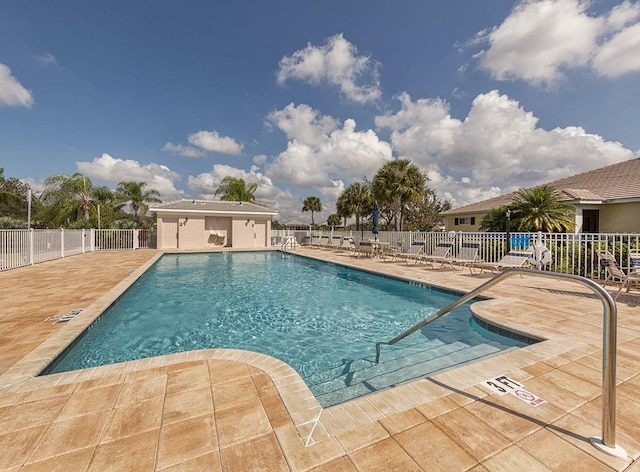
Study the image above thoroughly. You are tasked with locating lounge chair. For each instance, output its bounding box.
[355,240,376,258]
[416,242,453,268]
[323,236,343,250]
[391,241,425,264]
[468,248,533,275]
[597,250,640,299]
[449,242,481,272]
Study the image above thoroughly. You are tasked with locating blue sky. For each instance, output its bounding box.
[1,0,639,223]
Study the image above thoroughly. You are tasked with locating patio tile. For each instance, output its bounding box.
[156,414,217,470]
[481,444,552,471]
[518,428,615,472]
[348,437,422,472]
[102,395,163,441]
[114,374,167,408]
[157,451,221,472]
[211,375,260,411]
[57,383,121,419]
[215,400,272,448]
[20,446,95,472]
[162,385,214,425]
[27,408,111,463]
[220,432,288,472]
[88,429,159,471]
[335,421,390,453]
[394,422,478,471]
[0,425,48,470]
[432,406,512,462]
[0,394,68,434]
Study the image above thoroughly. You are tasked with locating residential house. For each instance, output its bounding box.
[442,157,640,233]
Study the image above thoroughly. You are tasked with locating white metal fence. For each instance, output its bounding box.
[0,229,154,271]
[271,229,640,278]
[4,228,639,278]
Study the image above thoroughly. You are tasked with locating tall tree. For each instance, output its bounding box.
[327,213,341,227]
[40,173,112,227]
[302,196,322,226]
[116,181,162,225]
[371,159,427,231]
[214,176,257,202]
[0,168,33,223]
[403,190,452,231]
[336,182,372,231]
[511,186,575,232]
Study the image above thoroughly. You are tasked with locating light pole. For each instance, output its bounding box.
[505,209,511,253]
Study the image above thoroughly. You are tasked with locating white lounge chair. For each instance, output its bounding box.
[469,248,533,275]
[597,250,640,299]
[449,242,481,272]
[417,242,453,268]
[391,241,426,264]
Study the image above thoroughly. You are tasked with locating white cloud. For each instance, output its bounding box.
[472,0,640,85]
[162,142,206,158]
[267,103,338,147]
[164,130,243,157]
[187,163,292,217]
[277,34,381,104]
[475,0,602,87]
[376,90,635,207]
[34,53,57,66]
[188,130,243,155]
[76,153,185,201]
[0,63,34,108]
[593,21,640,77]
[266,103,392,188]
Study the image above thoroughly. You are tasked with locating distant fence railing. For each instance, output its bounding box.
[0,229,155,271]
[271,229,640,278]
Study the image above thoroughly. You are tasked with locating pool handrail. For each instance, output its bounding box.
[374,268,627,458]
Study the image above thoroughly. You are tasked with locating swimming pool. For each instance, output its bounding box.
[44,251,532,405]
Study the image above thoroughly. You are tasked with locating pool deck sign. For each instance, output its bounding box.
[482,375,546,407]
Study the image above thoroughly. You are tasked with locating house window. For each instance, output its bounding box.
[454,217,476,226]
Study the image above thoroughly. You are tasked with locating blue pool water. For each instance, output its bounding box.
[44,252,531,405]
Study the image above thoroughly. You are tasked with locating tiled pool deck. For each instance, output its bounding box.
[1,248,639,471]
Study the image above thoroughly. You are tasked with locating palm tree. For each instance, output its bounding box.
[40,173,113,227]
[214,176,257,202]
[116,181,162,225]
[479,206,511,231]
[327,213,341,228]
[302,196,322,226]
[337,182,372,231]
[372,159,427,231]
[511,186,575,232]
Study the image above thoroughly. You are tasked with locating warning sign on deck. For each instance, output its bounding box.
[481,375,545,407]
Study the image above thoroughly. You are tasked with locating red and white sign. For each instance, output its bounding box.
[482,375,545,407]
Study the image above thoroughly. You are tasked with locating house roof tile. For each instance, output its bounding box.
[444,157,640,215]
[150,199,277,215]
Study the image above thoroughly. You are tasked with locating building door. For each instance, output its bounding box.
[582,210,599,233]
[254,220,266,247]
[162,218,178,249]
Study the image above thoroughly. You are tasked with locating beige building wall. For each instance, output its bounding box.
[155,212,274,250]
[205,216,232,247]
[600,203,640,233]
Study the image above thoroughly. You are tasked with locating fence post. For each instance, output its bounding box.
[60,228,65,258]
[133,229,139,250]
[82,229,86,253]
[29,228,34,265]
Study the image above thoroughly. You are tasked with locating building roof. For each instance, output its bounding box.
[150,199,278,216]
[444,157,640,215]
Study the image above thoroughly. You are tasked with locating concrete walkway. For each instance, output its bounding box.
[0,248,639,471]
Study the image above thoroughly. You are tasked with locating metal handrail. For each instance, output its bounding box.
[281,235,296,252]
[374,268,626,457]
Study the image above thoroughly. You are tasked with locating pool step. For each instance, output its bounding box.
[309,341,502,407]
